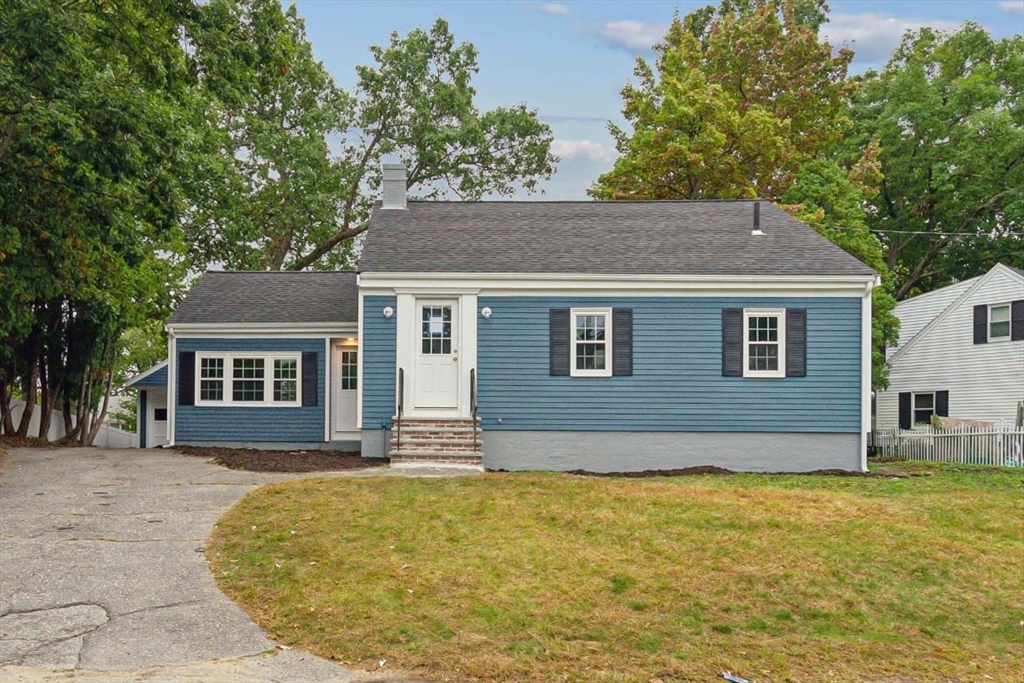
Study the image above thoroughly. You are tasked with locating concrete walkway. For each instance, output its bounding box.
[0,448,468,682]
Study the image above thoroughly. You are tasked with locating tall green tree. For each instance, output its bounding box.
[847,24,1024,299]
[186,3,557,271]
[0,0,197,440]
[590,0,852,200]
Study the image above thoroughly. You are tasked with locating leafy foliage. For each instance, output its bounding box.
[0,0,195,440]
[591,0,852,200]
[185,4,556,271]
[848,24,1024,299]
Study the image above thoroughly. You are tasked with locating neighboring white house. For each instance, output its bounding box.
[877,263,1024,429]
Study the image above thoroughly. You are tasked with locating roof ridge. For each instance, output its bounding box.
[404,198,769,205]
[205,270,357,274]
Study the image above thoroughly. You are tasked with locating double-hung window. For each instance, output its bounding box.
[989,304,1011,341]
[743,309,786,378]
[571,308,612,377]
[913,392,935,426]
[195,353,301,406]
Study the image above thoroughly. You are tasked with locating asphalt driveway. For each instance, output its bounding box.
[0,447,437,682]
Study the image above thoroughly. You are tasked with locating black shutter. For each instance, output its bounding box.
[612,308,633,376]
[550,309,570,376]
[786,309,807,378]
[898,392,911,430]
[973,304,988,344]
[178,351,195,406]
[722,309,743,377]
[302,352,318,406]
[935,390,949,417]
[1011,300,1024,341]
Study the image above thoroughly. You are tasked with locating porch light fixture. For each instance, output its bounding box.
[382,306,394,318]
[481,307,492,319]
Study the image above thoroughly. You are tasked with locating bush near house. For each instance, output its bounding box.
[209,463,1024,683]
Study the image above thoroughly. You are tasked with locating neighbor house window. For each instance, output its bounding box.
[195,353,301,406]
[571,308,612,377]
[743,309,786,378]
[989,304,1011,340]
[913,392,935,426]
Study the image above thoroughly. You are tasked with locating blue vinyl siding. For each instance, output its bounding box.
[361,296,397,428]
[175,338,325,443]
[133,365,167,388]
[477,296,862,433]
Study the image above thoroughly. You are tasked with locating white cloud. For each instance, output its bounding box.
[822,13,962,64]
[539,3,572,16]
[999,1,1024,12]
[551,139,618,163]
[596,20,667,52]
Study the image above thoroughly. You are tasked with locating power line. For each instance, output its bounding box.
[811,222,1020,238]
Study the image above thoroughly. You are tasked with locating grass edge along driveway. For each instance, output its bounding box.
[208,462,1024,683]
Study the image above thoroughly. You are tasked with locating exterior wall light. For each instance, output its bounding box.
[382,306,394,318]
[480,307,492,319]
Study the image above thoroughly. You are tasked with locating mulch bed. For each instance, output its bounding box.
[173,445,388,473]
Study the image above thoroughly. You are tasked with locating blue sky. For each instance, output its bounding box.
[294,0,1024,200]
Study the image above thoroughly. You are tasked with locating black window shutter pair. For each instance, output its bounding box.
[177,350,318,406]
[898,390,949,430]
[975,300,1024,343]
[721,309,806,377]
[550,309,632,376]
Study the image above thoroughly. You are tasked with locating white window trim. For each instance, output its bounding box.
[194,353,302,408]
[743,308,786,379]
[570,307,613,378]
[988,303,1011,342]
[912,391,936,426]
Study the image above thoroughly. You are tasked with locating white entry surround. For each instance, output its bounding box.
[331,340,360,439]
[395,290,478,418]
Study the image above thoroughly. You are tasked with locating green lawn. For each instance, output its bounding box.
[208,462,1024,682]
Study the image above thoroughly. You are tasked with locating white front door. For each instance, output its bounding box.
[332,345,359,436]
[148,390,169,447]
[415,300,459,409]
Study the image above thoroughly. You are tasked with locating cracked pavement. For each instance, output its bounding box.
[0,447,438,682]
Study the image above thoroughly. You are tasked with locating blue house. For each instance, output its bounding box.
[145,164,879,472]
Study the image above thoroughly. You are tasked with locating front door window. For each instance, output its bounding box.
[422,306,452,354]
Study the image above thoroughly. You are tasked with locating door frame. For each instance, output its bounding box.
[330,340,360,439]
[395,290,478,419]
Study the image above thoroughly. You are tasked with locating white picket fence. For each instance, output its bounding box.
[875,424,1024,468]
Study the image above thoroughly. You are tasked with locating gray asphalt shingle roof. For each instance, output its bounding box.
[168,271,357,325]
[360,200,876,277]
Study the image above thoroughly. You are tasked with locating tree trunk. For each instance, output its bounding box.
[83,371,114,447]
[0,379,14,435]
[15,360,38,438]
[37,356,51,441]
[61,396,74,437]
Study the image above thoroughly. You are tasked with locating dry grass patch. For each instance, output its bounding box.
[208,463,1024,682]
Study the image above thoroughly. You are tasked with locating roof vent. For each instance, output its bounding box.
[381,163,407,210]
[751,200,765,235]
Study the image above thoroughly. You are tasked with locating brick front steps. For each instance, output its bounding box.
[389,418,483,469]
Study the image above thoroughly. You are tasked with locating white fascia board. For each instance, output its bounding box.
[166,322,357,337]
[358,272,876,297]
[123,359,169,388]
[860,279,874,472]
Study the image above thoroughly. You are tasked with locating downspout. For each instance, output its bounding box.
[860,276,880,472]
[167,328,177,447]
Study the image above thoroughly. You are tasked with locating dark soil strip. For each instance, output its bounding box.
[174,445,388,473]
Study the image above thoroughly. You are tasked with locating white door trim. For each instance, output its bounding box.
[395,293,477,418]
[331,342,360,439]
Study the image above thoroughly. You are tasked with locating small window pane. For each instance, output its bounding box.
[233,358,264,379]
[914,394,934,410]
[341,351,358,391]
[274,358,297,379]
[200,380,223,401]
[200,358,224,379]
[153,408,168,421]
[421,306,452,354]
[273,380,296,402]
[233,380,264,402]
